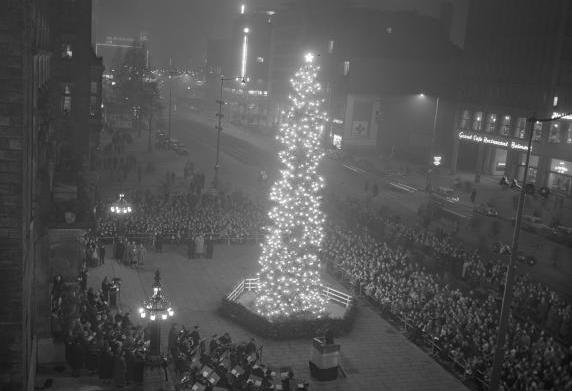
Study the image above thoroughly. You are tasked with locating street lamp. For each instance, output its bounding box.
[168,73,173,141]
[139,270,174,356]
[213,76,247,189]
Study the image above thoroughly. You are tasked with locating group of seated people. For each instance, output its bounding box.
[169,325,308,391]
[321,219,572,390]
[95,190,267,245]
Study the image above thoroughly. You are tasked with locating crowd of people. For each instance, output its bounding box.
[95,190,267,245]
[321,196,572,390]
[53,267,148,387]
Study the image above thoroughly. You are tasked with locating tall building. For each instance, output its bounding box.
[0,1,52,389]
[0,1,103,388]
[95,34,149,72]
[451,0,572,197]
[49,0,104,206]
[206,1,273,126]
[324,7,461,158]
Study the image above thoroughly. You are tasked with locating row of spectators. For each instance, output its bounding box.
[321,204,572,390]
[95,190,267,244]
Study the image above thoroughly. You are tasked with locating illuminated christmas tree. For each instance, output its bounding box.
[256,53,328,320]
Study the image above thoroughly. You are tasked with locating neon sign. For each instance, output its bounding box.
[458,131,529,151]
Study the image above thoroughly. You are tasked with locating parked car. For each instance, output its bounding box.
[474,203,499,217]
[434,186,460,203]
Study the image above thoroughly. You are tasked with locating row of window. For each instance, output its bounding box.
[460,110,572,144]
[61,82,100,117]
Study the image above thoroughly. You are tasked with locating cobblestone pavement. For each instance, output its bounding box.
[89,244,468,391]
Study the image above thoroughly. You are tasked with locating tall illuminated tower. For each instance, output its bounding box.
[255,53,328,320]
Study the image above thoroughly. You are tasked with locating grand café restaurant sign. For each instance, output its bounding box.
[458,131,529,151]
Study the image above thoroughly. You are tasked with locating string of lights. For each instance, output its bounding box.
[255,53,329,320]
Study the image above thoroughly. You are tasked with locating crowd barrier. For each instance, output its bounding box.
[97,232,266,246]
[226,277,353,309]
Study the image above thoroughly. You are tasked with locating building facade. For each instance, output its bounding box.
[324,7,461,161]
[49,0,103,207]
[451,0,572,197]
[0,1,52,389]
[0,1,103,388]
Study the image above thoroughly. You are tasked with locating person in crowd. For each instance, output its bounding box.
[195,234,204,258]
[98,241,106,265]
[137,243,146,266]
[187,236,196,259]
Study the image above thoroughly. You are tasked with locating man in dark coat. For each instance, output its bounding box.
[98,241,106,265]
[113,351,126,388]
[187,236,195,259]
[206,236,214,259]
[168,323,178,358]
[190,325,200,347]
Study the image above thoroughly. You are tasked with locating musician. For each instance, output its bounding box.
[219,332,232,345]
[190,325,200,346]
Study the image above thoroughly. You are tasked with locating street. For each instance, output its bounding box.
[160,91,572,300]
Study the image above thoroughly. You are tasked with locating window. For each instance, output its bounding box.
[500,115,511,136]
[90,81,98,94]
[514,117,527,138]
[62,84,71,115]
[472,112,483,131]
[567,124,572,143]
[89,96,98,117]
[343,60,350,76]
[62,43,72,59]
[328,40,334,54]
[533,121,543,141]
[548,123,561,143]
[486,113,497,133]
[461,110,471,129]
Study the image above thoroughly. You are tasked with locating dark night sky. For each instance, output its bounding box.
[93,0,468,68]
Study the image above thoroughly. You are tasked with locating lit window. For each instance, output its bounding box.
[553,96,558,107]
[486,113,497,133]
[472,112,483,131]
[514,117,527,139]
[62,84,72,115]
[62,43,72,59]
[567,124,572,144]
[533,121,543,141]
[548,123,561,143]
[343,60,350,76]
[89,96,98,117]
[500,115,511,136]
[256,57,264,64]
[461,110,471,129]
[328,40,334,54]
[90,81,98,94]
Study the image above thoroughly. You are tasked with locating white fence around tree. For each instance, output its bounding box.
[226,277,353,308]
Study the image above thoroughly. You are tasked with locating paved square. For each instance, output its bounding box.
[90,243,468,391]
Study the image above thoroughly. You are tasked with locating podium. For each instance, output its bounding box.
[309,338,340,381]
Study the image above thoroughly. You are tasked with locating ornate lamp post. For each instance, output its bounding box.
[110,193,133,240]
[139,270,174,356]
[110,193,133,215]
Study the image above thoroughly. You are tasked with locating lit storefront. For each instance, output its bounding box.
[451,109,572,197]
[548,159,572,195]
